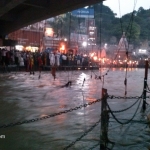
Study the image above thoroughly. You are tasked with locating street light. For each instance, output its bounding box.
[82,41,87,54]
[82,41,87,47]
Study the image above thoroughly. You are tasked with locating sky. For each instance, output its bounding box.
[103,0,150,17]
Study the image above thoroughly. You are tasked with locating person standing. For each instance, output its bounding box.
[55,51,61,67]
[49,51,56,79]
[49,51,55,66]
[37,54,43,79]
[14,50,19,66]
[29,53,34,75]
[19,54,24,71]
[2,48,6,66]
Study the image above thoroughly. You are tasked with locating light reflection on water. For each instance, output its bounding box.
[0,68,150,150]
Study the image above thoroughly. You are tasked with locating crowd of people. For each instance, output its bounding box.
[0,48,91,73]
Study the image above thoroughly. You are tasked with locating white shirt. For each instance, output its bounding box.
[49,52,55,66]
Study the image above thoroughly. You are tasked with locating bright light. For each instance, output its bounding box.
[102,58,105,63]
[60,43,65,51]
[90,53,94,57]
[64,38,67,41]
[84,6,89,8]
[93,56,97,60]
[139,49,147,53]
[61,45,65,50]
[45,28,54,37]
[104,43,107,49]
[82,41,87,47]
[26,46,38,52]
[26,46,31,50]
[15,45,23,51]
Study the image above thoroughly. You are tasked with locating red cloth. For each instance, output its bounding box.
[51,66,56,78]
[37,57,43,66]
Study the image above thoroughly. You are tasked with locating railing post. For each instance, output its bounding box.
[142,60,148,112]
[100,88,109,150]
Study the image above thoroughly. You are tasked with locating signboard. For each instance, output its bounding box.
[70,33,88,42]
[45,28,54,37]
[76,27,87,34]
[72,8,94,18]
[138,49,147,54]
[88,26,97,39]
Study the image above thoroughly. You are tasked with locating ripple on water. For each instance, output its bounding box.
[0,70,150,150]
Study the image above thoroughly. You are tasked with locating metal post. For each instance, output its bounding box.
[142,60,148,112]
[100,88,109,150]
[68,12,71,48]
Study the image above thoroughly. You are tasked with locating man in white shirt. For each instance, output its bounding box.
[55,51,61,66]
[49,51,55,66]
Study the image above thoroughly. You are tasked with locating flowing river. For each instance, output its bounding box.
[0,68,150,150]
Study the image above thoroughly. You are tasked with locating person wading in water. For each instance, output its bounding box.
[37,54,43,79]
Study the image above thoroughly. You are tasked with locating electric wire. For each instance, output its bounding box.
[118,0,123,34]
[125,0,138,34]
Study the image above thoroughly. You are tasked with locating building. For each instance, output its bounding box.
[8,22,59,52]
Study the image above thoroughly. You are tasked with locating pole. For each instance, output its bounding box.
[142,60,148,112]
[100,88,109,150]
[68,12,71,48]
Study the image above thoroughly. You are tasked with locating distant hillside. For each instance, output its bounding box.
[48,3,150,49]
[95,4,150,49]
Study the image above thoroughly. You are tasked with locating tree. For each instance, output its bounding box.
[47,5,150,49]
[48,13,79,39]
[94,3,116,43]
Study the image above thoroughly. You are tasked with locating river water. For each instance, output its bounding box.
[0,68,150,150]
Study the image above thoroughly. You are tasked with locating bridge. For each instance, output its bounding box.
[0,0,103,39]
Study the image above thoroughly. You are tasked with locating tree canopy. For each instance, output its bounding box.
[48,4,150,49]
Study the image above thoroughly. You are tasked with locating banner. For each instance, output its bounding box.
[72,8,94,18]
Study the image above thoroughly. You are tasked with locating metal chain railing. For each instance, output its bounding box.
[107,95,142,113]
[108,95,139,99]
[108,95,148,99]
[146,83,150,91]
[0,99,102,129]
[63,118,101,150]
[109,117,148,125]
[107,97,142,125]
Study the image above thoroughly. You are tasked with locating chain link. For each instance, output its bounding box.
[107,96,142,125]
[108,95,150,99]
[63,118,101,150]
[107,97,141,113]
[0,99,101,128]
